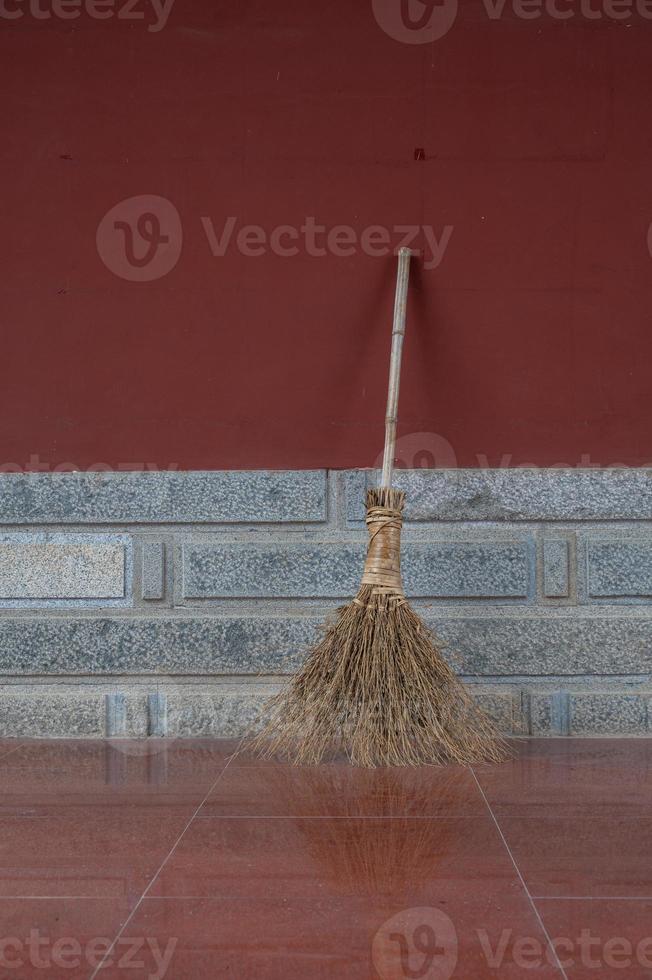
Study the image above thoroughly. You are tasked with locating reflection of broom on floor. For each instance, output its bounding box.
[257,765,465,901]
[251,249,508,767]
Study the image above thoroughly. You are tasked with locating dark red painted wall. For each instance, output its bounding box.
[2,1,652,471]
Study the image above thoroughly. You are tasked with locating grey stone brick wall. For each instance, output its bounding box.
[0,468,650,739]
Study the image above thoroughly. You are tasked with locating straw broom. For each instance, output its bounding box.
[251,248,508,767]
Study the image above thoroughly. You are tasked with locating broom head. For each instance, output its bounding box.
[250,487,508,767]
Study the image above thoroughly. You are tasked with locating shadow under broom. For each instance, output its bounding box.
[250,249,508,767]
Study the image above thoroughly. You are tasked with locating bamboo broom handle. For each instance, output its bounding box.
[380,247,412,489]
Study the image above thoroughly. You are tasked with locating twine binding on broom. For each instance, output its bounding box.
[249,487,509,768]
[358,495,404,597]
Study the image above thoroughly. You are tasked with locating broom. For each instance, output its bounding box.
[251,248,508,767]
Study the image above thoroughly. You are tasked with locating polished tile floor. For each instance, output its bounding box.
[0,737,651,978]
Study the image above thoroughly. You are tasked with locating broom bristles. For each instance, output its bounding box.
[249,488,509,768]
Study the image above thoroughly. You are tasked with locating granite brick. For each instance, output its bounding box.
[587,540,652,598]
[543,539,570,598]
[0,694,104,737]
[347,469,652,522]
[105,692,127,736]
[142,542,165,600]
[570,693,648,735]
[0,538,126,600]
[0,471,327,525]
[0,614,650,677]
[182,540,530,599]
[167,692,265,738]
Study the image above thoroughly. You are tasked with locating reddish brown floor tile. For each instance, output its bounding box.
[150,814,520,901]
[226,740,351,767]
[488,738,652,770]
[497,815,652,898]
[0,736,647,978]
[98,892,563,979]
[0,898,133,980]
[202,761,485,817]
[536,899,652,979]
[0,737,232,771]
[0,739,227,809]
[476,751,652,819]
[0,806,193,899]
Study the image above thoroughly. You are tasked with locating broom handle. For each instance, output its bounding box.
[380,247,412,489]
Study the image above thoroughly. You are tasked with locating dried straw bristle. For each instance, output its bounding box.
[249,488,509,768]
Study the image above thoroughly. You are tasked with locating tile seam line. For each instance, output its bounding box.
[532,895,652,901]
[88,753,236,980]
[470,767,569,980]
[0,742,25,761]
[190,814,488,820]
[484,813,652,820]
[0,896,160,901]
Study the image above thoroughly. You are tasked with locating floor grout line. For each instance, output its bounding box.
[191,813,487,820]
[0,896,144,901]
[88,755,235,980]
[0,742,25,761]
[532,895,652,901]
[470,767,570,980]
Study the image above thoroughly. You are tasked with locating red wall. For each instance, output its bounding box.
[2,1,652,471]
